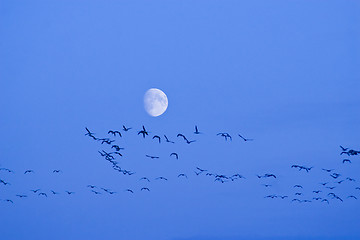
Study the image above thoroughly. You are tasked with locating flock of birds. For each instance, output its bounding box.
[0,124,359,204]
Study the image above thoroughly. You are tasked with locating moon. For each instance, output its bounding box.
[144,88,168,117]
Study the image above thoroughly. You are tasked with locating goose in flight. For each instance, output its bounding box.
[194,125,202,134]
[125,189,134,193]
[342,159,351,164]
[217,132,232,141]
[146,155,159,159]
[30,189,41,193]
[238,134,253,142]
[111,145,124,151]
[24,170,34,174]
[38,192,47,197]
[152,135,161,143]
[293,185,303,188]
[53,170,62,173]
[108,130,122,137]
[0,168,14,173]
[122,125,132,131]
[141,187,150,191]
[51,190,59,195]
[155,176,168,181]
[170,153,179,159]
[178,173,188,178]
[138,125,149,138]
[16,195,27,198]
[140,177,150,182]
[163,135,174,143]
[347,195,358,200]
[65,191,75,195]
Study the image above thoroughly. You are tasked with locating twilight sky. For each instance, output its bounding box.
[0,1,360,240]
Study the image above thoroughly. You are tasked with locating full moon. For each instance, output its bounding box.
[144,88,168,117]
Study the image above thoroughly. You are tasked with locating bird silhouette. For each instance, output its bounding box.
[217,133,232,141]
[146,155,159,159]
[122,125,132,131]
[342,159,351,164]
[138,126,149,138]
[65,191,74,195]
[293,185,303,188]
[170,152,179,159]
[163,135,174,143]
[152,135,161,143]
[141,187,150,191]
[0,168,14,173]
[30,189,41,193]
[53,170,62,173]
[0,180,10,185]
[111,145,124,151]
[16,195,27,198]
[51,190,59,195]
[38,192,47,197]
[321,199,329,204]
[87,185,96,189]
[155,177,168,181]
[346,177,355,182]
[91,190,101,194]
[178,173,188,178]
[108,130,122,137]
[348,195,358,200]
[24,170,34,174]
[322,168,334,172]
[140,177,150,182]
[238,134,253,142]
[125,189,134,193]
[340,145,348,151]
[313,190,322,194]
[194,125,202,134]
[4,199,13,203]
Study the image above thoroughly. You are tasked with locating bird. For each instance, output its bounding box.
[85,127,97,140]
[292,199,301,202]
[51,190,59,195]
[185,139,196,144]
[53,170,62,173]
[101,188,111,193]
[155,177,168,181]
[111,145,124,151]
[238,134,253,142]
[24,170,34,174]
[347,196,358,200]
[170,152,178,159]
[346,177,356,182]
[295,192,302,196]
[196,167,207,172]
[87,185,96,189]
[342,159,351,164]
[320,182,329,186]
[122,125,132,131]
[0,168,14,173]
[321,199,329,204]
[194,125,202,134]
[65,191,74,195]
[152,135,161,143]
[322,168,334,172]
[141,187,150,191]
[0,180,10,185]
[108,191,116,195]
[279,196,288,199]
[178,173,188,178]
[217,132,232,141]
[125,189,134,193]
[108,130,122,137]
[138,126,149,138]
[4,199,13,203]
[91,190,101,194]
[177,133,188,141]
[264,174,276,179]
[313,197,322,201]
[313,190,322,194]
[30,189,41,193]
[146,155,159,159]
[38,192,47,197]
[326,186,336,190]
[355,187,360,190]
[340,145,348,151]
[293,185,303,188]
[264,195,277,199]
[16,195,27,198]
[262,184,272,187]
[330,173,341,179]
[163,135,174,143]
[140,177,150,182]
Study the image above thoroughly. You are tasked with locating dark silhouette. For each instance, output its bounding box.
[238,134,253,142]
[108,130,122,137]
[163,135,174,143]
[146,155,159,159]
[122,125,132,131]
[152,135,161,143]
[170,152,178,159]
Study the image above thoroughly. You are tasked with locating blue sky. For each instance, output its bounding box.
[0,1,360,240]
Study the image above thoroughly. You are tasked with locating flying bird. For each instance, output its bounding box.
[347,195,358,200]
[138,126,149,138]
[24,170,34,174]
[217,132,232,141]
[152,135,161,143]
[16,195,27,198]
[170,153,178,159]
[53,170,62,173]
[140,177,150,182]
[38,192,47,197]
[238,134,253,142]
[141,187,150,191]
[125,189,134,193]
[51,190,59,195]
[194,125,202,134]
[163,135,174,143]
[0,168,14,173]
[30,189,41,193]
[108,130,122,137]
[146,155,159,159]
[122,125,132,131]
[155,177,168,181]
[293,185,303,188]
[342,159,351,164]
[178,173,188,178]
[65,191,75,195]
